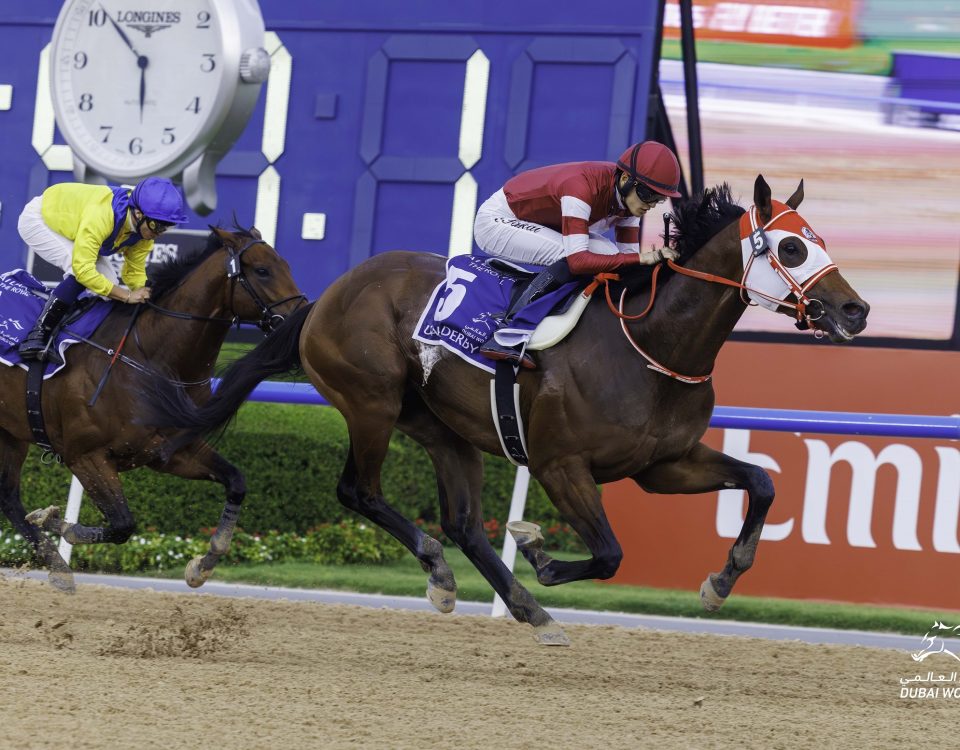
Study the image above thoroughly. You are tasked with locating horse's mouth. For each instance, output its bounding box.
[819,316,864,343]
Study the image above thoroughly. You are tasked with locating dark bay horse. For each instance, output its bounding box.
[145,177,869,645]
[0,226,305,592]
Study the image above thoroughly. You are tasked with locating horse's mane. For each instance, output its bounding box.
[617,183,745,294]
[668,183,745,262]
[147,224,258,300]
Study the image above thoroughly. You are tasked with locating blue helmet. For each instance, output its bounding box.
[130,177,189,224]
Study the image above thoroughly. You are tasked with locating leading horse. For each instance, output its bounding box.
[0,226,305,592]
[145,177,869,645]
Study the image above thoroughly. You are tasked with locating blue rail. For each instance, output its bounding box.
[223,380,960,441]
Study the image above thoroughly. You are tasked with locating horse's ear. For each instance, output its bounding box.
[785,179,804,210]
[249,226,263,240]
[210,225,232,244]
[754,175,772,223]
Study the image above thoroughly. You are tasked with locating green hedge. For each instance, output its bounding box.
[7,402,565,538]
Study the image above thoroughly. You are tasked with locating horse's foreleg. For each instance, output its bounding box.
[633,441,775,612]
[0,434,74,593]
[150,442,245,587]
[513,457,623,587]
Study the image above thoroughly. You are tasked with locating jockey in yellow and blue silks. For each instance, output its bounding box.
[17,176,188,362]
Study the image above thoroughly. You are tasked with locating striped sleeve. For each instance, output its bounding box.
[559,195,591,255]
[615,216,641,253]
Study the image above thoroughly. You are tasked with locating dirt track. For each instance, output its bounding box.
[1,575,955,749]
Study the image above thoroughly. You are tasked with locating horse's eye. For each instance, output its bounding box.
[254,267,270,278]
[783,242,800,255]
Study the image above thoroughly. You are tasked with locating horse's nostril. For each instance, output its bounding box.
[843,301,867,320]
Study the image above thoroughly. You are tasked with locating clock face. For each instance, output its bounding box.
[51,0,228,179]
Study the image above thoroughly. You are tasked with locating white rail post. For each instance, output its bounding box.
[491,465,530,617]
[57,475,84,564]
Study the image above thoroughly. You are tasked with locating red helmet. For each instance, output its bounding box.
[616,141,682,198]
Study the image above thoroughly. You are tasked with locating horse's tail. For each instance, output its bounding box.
[142,302,313,440]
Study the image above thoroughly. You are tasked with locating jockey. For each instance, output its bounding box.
[472,140,683,369]
[16,176,188,363]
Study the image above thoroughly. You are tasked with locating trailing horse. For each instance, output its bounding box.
[143,177,869,645]
[0,226,305,593]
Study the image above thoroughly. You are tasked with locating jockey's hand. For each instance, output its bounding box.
[638,245,679,265]
[127,287,151,304]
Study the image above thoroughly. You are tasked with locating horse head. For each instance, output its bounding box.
[207,225,307,331]
[748,175,869,343]
[911,621,960,663]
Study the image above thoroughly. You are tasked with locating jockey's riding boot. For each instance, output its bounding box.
[18,295,70,364]
[479,340,536,370]
[502,258,573,325]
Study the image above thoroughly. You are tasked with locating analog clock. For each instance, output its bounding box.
[49,0,271,214]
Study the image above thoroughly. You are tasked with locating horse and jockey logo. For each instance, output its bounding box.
[911,621,960,663]
[898,621,960,699]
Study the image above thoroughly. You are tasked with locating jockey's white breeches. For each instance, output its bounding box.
[473,189,618,267]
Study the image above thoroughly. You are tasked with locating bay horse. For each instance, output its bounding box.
[0,226,305,593]
[144,177,869,645]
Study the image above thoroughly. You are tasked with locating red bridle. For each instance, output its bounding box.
[593,204,838,384]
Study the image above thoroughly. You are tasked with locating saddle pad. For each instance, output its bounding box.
[413,254,578,373]
[0,269,113,379]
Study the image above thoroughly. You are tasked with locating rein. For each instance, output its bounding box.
[594,206,839,384]
[82,236,305,397]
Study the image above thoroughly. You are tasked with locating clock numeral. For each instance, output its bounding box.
[129,137,143,155]
[196,11,212,29]
[88,8,107,27]
[162,127,176,145]
[200,54,216,73]
[73,52,88,70]
[78,93,94,112]
[99,125,112,144]
[186,97,201,114]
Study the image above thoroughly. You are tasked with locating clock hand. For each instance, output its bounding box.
[138,55,148,123]
[102,5,141,60]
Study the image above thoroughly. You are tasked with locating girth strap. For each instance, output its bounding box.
[26,360,57,457]
[490,361,529,466]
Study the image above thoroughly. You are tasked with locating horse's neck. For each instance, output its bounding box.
[135,254,233,380]
[628,221,746,376]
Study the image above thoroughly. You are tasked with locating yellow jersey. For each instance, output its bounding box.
[40,183,152,297]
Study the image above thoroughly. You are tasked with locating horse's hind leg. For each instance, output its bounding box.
[148,440,245,587]
[398,408,568,646]
[0,432,74,592]
[633,441,775,612]
[29,452,136,546]
[337,415,458,613]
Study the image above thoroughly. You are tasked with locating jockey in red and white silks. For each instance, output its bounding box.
[474,141,682,275]
[472,141,683,368]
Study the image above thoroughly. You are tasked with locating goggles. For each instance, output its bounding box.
[144,217,175,234]
[634,181,666,205]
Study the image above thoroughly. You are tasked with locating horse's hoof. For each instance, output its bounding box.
[26,505,61,532]
[185,556,213,588]
[533,621,570,647]
[49,569,76,594]
[426,580,456,613]
[700,574,727,613]
[507,521,544,548]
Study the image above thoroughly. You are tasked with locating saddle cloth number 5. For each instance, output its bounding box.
[435,267,477,322]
